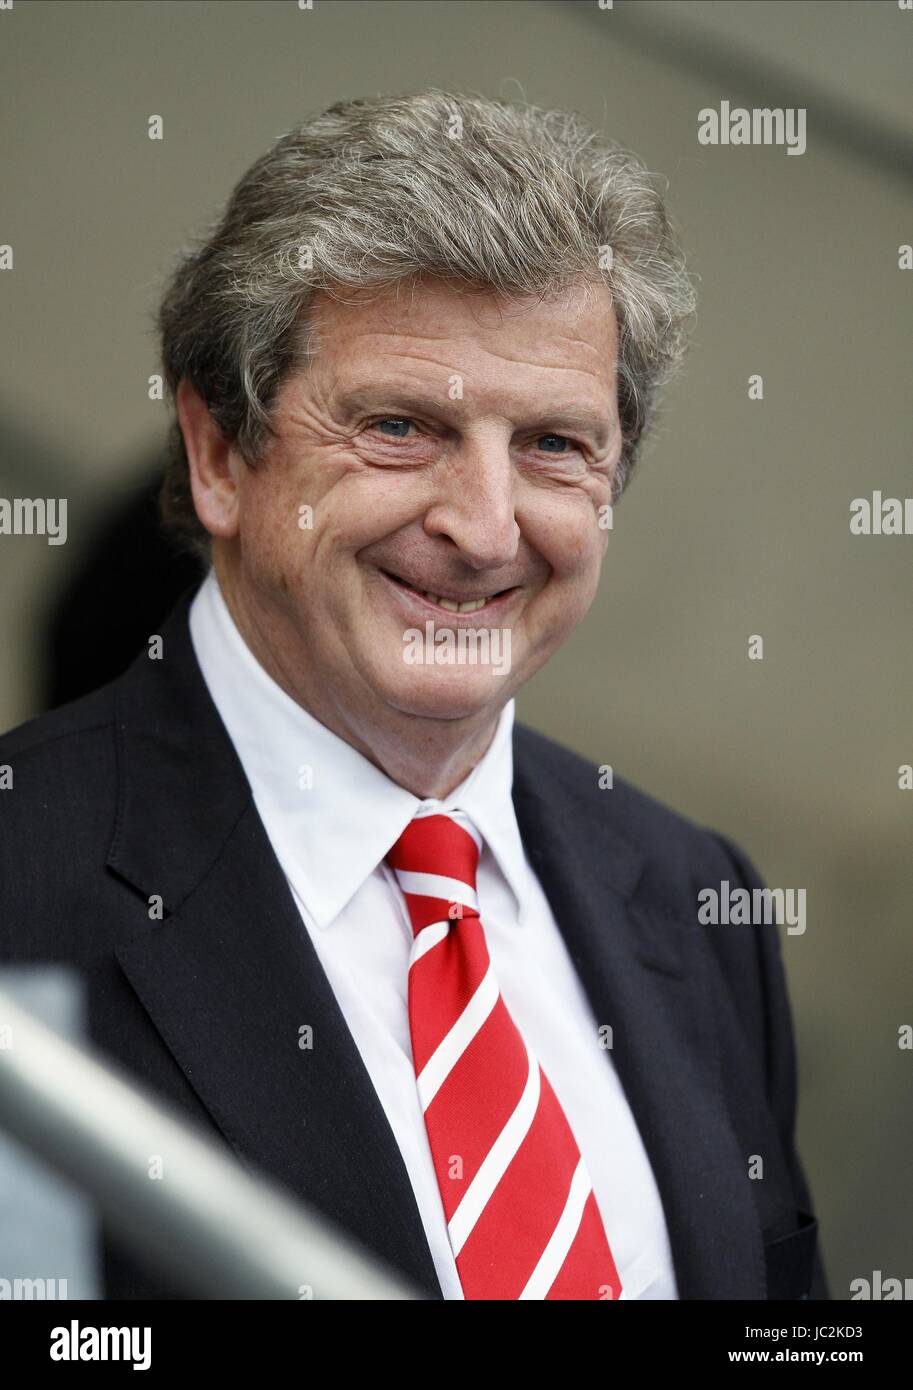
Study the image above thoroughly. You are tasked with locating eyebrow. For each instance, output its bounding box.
[334,386,615,448]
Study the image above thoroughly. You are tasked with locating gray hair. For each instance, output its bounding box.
[158,88,697,555]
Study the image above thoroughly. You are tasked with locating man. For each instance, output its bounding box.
[0,89,827,1300]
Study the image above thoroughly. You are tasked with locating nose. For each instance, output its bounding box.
[422,439,521,571]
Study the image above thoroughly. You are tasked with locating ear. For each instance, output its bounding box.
[175,378,241,540]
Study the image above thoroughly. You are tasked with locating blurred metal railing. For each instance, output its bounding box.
[0,982,419,1300]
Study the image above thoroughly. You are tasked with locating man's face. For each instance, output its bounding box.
[226,275,621,732]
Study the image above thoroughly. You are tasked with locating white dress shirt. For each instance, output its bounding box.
[189,570,678,1299]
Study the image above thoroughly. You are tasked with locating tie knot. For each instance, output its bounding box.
[387,812,481,933]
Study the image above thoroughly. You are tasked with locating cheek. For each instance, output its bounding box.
[237,450,355,575]
[553,551,602,626]
[299,446,430,542]
[529,497,604,583]
[238,487,303,594]
[524,504,605,642]
[238,448,307,541]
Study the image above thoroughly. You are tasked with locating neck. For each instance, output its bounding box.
[212,557,504,799]
[342,716,499,800]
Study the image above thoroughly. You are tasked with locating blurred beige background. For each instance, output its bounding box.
[1,0,911,1298]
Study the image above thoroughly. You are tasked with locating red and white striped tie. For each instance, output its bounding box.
[387,811,623,1300]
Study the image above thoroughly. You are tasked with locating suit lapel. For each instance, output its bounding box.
[511,729,766,1299]
[107,593,441,1298]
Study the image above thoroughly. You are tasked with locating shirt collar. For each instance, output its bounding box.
[188,570,528,929]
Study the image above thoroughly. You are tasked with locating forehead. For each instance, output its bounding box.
[302,276,618,399]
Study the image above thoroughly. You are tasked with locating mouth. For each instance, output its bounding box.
[378,568,519,616]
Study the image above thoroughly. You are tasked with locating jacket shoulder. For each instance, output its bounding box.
[0,680,118,762]
[0,684,121,922]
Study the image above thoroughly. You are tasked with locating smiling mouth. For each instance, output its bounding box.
[380,569,516,614]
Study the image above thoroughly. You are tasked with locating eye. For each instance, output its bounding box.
[536,433,578,454]
[372,417,414,438]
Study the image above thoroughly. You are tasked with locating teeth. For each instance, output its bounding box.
[387,572,494,611]
[426,593,490,613]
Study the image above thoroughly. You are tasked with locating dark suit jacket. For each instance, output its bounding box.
[0,591,828,1300]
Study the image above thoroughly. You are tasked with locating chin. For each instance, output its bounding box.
[377,668,511,722]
